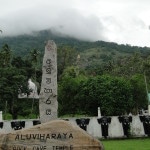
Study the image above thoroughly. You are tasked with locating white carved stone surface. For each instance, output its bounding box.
[39,40,58,123]
[18,79,39,99]
[28,79,39,99]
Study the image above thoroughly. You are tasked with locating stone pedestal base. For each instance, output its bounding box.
[0,120,104,150]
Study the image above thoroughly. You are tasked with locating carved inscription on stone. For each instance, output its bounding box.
[0,120,103,150]
[39,40,58,123]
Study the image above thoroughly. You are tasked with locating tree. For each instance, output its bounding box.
[130,74,147,114]
[57,45,77,79]
[77,75,134,116]
[103,52,144,78]
[58,66,86,116]
[11,56,25,68]
[0,67,29,119]
[29,49,40,81]
[0,44,12,67]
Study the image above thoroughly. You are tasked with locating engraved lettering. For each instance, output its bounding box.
[57,133,61,139]
[46,109,51,115]
[13,146,27,150]
[44,88,52,93]
[45,59,52,74]
[40,134,45,140]
[45,97,51,104]
[46,78,51,84]
[15,135,19,140]
[32,134,39,139]
[63,133,67,139]
[46,68,51,74]
[15,133,73,141]
[46,134,50,140]
[33,145,47,150]
[26,134,31,140]
[52,145,73,150]
[51,134,56,139]
[21,134,25,140]
[69,133,73,139]
[46,59,51,64]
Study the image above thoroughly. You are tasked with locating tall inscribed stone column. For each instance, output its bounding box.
[39,40,58,123]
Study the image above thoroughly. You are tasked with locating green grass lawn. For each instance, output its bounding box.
[101,138,150,150]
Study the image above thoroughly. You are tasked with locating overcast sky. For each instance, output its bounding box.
[0,0,150,47]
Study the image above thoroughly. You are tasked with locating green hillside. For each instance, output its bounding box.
[0,30,150,66]
[1,30,150,118]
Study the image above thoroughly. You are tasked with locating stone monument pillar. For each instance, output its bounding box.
[39,40,58,123]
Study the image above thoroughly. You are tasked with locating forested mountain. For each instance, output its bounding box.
[0,29,150,60]
[1,30,150,118]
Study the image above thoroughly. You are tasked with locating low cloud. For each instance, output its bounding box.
[0,0,150,47]
[0,1,106,42]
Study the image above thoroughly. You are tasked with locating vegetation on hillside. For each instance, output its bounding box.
[0,31,150,119]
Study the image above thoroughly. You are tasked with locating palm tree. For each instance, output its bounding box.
[0,44,12,67]
[29,49,40,116]
[30,49,40,81]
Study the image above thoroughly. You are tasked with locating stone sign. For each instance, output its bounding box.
[0,120,104,150]
[39,40,58,123]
